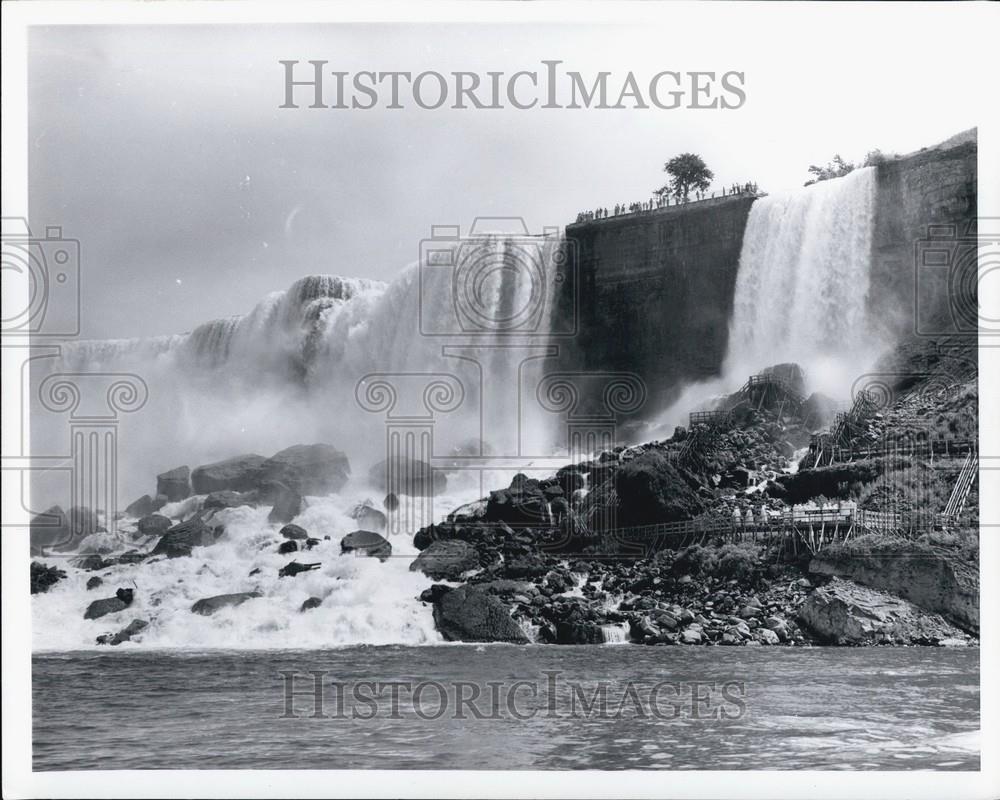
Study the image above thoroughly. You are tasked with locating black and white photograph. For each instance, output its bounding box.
[2,2,998,798]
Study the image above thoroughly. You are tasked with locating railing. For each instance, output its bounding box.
[943,448,979,520]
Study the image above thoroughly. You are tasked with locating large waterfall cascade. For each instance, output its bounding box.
[724,166,878,395]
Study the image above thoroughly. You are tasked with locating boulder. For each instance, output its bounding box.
[72,554,111,571]
[797,577,968,645]
[755,627,780,645]
[613,451,705,526]
[300,597,323,612]
[369,456,446,497]
[278,540,298,555]
[191,454,267,494]
[124,494,158,518]
[96,618,149,646]
[30,562,66,594]
[555,621,606,644]
[267,483,303,524]
[30,505,99,555]
[278,561,321,579]
[350,502,387,532]
[137,514,172,537]
[84,588,134,620]
[680,626,703,644]
[485,475,550,527]
[341,530,392,560]
[432,585,529,643]
[156,465,191,502]
[280,524,309,540]
[809,539,979,634]
[151,517,214,559]
[190,591,262,616]
[260,444,350,496]
[203,491,247,510]
[86,576,103,591]
[409,540,479,581]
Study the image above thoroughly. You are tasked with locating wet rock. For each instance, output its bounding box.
[432,585,529,643]
[384,493,399,512]
[278,540,298,555]
[151,517,215,559]
[410,540,479,581]
[555,621,606,644]
[350,501,387,532]
[485,475,550,527]
[470,579,537,597]
[203,491,247,510]
[260,444,350,496]
[248,567,261,577]
[190,591,262,616]
[304,538,320,550]
[156,465,191,502]
[797,577,968,645]
[300,596,323,612]
[503,553,549,580]
[124,494,159,518]
[755,627,780,645]
[30,562,66,594]
[85,588,135,620]
[267,482,302,524]
[96,618,148,646]
[341,530,392,560]
[72,554,112,571]
[86,576,103,591]
[369,456,446,497]
[137,514,172,537]
[280,524,309,540]
[680,627,703,644]
[279,561,321,578]
[419,584,453,604]
[30,505,99,555]
[115,550,147,566]
[191,454,267,494]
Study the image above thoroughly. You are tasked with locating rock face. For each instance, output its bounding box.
[124,494,159,518]
[30,562,66,594]
[203,491,247,510]
[266,483,303,524]
[369,457,446,497]
[151,517,214,558]
[190,592,262,616]
[409,540,479,581]
[137,514,172,537]
[191,454,267,494]
[614,451,705,526]
[340,530,392,560]
[97,618,148,646]
[260,444,350,496]
[432,585,529,643]
[156,465,191,502]
[809,539,979,634]
[797,577,968,645]
[30,505,99,555]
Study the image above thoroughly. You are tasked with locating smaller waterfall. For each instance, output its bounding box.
[724,166,878,396]
[600,623,630,645]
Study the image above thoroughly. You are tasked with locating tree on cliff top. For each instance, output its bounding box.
[656,153,714,201]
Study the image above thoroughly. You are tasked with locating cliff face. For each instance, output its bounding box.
[809,538,979,634]
[870,130,978,343]
[562,195,756,408]
[559,131,978,414]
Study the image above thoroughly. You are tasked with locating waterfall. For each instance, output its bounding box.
[724,167,877,396]
[600,623,630,645]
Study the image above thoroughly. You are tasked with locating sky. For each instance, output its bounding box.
[28,17,984,340]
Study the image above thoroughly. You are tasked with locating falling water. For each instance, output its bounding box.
[724,167,878,395]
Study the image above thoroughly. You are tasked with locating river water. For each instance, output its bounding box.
[33,645,978,771]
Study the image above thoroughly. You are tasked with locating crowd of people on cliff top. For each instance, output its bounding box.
[576,181,760,223]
